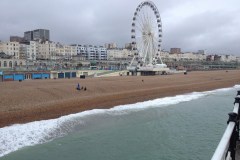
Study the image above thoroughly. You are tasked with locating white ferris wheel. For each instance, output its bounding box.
[129,1,166,70]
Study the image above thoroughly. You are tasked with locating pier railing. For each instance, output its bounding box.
[211,91,240,160]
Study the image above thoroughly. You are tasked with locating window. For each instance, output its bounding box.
[4,61,7,67]
[9,61,12,68]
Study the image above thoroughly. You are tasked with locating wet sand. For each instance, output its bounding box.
[0,70,240,128]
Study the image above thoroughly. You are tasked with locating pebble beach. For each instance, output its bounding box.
[0,70,240,128]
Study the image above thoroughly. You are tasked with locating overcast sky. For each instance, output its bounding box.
[0,0,240,55]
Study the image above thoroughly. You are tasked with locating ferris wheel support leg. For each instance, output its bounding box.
[130,55,136,67]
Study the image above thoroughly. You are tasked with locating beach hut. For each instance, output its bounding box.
[32,73,42,79]
[71,72,76,78]
[25,73,32,80]
[58,72,64,79]
[0,71,3,82]
[80,75,85,79]
[65,72,71,78]
[14,74,25,81]
[42,73,50,79]
[3,74,14,81]
[50,71,58,79]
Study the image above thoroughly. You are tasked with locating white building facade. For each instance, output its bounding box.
[0,59,26,68]
[107,49,133,60]
[38,41,57,60]
[72,45,107,61]
[27,41,38,60]
[0,41,20,59]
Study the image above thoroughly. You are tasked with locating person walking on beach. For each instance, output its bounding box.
[76,83,80,90]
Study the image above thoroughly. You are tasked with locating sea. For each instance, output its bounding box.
[0,85,240,160]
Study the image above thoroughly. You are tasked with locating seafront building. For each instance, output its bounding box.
[160,51,206,61]
[0,59,26,69]
[107,49,133,61]
[0,29,240,71]
[170,48,181,54]
[24,29,50,42]
[0,39,239,71]
[0,41,20,59]
[38,41,57,60]
[105,43,117,49]
[89,45,107,60]
[71,44,107,61]
[54,43,76,60]
[10,36,24,43]
[18,41,38,61]
[27,41,38,60]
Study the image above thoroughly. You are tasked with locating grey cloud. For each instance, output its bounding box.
[0,0,239,55]
[163,9,240,54]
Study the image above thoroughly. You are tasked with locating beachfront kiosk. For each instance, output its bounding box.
[127,1,169,76]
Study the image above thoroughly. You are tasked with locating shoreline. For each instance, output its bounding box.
[0,70,240,128]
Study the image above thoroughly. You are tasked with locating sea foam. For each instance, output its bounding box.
[0,85,240,157]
